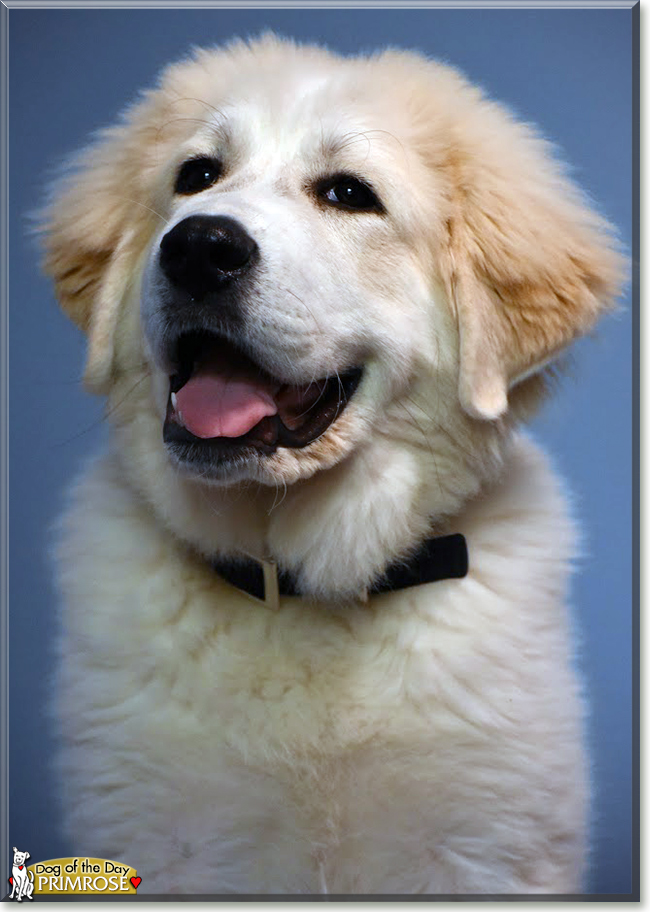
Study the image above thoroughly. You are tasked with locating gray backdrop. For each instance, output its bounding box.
[8,6,634,896]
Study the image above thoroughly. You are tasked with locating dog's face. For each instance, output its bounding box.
[41,37,623,580]
[137,52,459,486]
[12,850,29,867]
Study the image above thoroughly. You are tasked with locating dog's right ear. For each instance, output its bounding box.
[431,74,626,420]
[39,121,156,394]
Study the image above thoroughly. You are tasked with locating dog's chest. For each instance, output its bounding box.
[55,444,585,891]
[98,582,527,889]
[124,579,471,760]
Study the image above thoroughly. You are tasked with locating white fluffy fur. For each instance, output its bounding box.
[55,436,586,894]
[44,36,624,895]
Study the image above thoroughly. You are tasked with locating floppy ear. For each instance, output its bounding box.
[438,115,625,420]
[40,123,155,394]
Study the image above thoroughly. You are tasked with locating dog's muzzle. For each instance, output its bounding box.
[147,214,364,477]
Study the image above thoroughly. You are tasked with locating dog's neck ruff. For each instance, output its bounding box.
[210,533,468,609]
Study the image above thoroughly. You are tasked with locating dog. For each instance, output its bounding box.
[10,849,34,902]
[41,35,624,894]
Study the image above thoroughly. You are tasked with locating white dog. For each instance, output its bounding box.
[10,849,34,902]
[41,36,624,894]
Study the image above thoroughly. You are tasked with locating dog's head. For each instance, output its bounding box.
[12,849,30,867]
[41,36,624,575]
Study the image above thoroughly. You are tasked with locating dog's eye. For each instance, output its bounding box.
[174,157,223,195]
[317,175,384,213]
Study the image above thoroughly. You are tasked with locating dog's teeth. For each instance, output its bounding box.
[170,391,186,426]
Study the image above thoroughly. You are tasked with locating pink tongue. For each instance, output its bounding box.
[174,373,278,439]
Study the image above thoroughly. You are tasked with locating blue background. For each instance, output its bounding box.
[8,7,634,896]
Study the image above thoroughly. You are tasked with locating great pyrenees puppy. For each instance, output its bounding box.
[42,36,623,895]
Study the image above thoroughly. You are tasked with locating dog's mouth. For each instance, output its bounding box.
[163,332,363,461]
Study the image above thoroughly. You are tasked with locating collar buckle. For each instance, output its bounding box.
[260,556,280,611]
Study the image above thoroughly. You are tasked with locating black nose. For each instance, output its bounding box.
[159,215,258,300]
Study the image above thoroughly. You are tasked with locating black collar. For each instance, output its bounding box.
[211,533,468,606]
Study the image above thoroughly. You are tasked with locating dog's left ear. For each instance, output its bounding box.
[438,113,626,420]
[40,120,154,395]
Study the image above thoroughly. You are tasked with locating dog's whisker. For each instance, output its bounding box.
[52,374,148,448]
[403,395,481,465]
[268,477,288,514]
[169,97,228,121]
[155,116,220,143]
[280,285,326,336]
[110,196,170,225]
[395,400,445,497]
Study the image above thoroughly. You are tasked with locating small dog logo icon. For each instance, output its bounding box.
[9,848,34,902]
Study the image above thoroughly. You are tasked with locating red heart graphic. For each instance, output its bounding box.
[18,866,24,870]
[130,876,142,889]
[8,877,13,886]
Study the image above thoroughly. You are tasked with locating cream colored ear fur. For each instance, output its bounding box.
[435,104,625,420]
[40,112,161,393]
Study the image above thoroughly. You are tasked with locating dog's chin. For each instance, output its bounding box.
[164,444,278,486]
[163,430,353,487]
[160,331,365,486]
